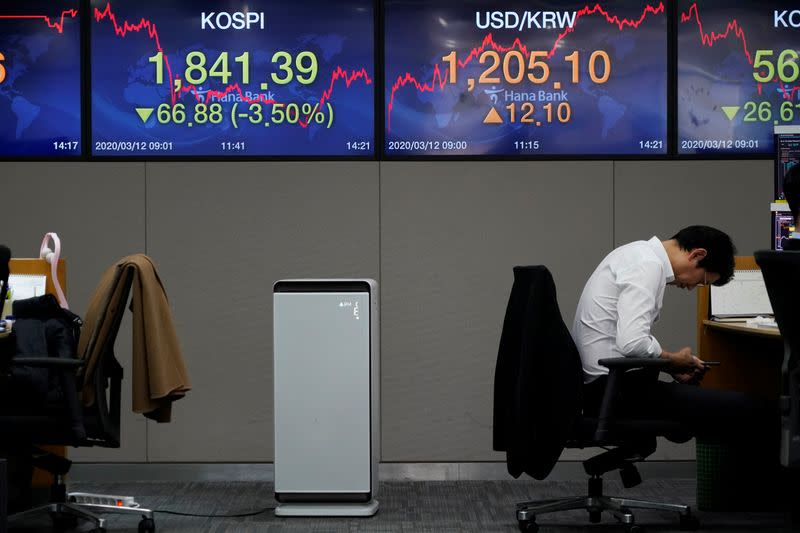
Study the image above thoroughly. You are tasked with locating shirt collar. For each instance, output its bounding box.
[647,236,675,284]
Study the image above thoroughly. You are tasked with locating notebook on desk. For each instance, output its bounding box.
[710,269,773,319]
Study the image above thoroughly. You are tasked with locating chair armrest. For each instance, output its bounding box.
[599,357,669,369]
[594,357,668,443]
[10,357,84,369]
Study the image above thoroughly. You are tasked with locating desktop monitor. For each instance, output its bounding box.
[774,212,795,251]
[774,126,800,200]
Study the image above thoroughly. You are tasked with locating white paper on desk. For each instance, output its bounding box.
[710,270,773,318]
[7,274,47,300]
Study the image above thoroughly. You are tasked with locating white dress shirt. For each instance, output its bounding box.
[571,237,675,383]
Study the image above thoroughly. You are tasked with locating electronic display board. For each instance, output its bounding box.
[91,0,375,157]
[775,127,800,199]
[678,1,800,155]
[0,2,81,157]
[384,0,668,156]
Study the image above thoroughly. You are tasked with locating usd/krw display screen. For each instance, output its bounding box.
[91,1,374,157]
[385,0,668,156]
[678,1,800,155]
[0,2,81,157]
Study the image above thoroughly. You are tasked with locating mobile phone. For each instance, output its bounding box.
[702,361,721,366]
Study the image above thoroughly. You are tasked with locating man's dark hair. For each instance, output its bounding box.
[670,225,736,286]
[784,164,800,222]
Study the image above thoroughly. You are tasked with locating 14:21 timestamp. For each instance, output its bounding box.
[639,140,664,150]
[347,141,371,151]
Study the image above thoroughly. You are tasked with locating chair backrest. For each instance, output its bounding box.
[754,251,800,360]
[77,265,135,447]
[0,245,10,306]
[754,250,800,468]
[493,266,583,479]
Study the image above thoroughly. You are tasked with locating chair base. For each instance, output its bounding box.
[8,492,154,532]
[68,491,155,531]
[515,476,698,533]
[10,502,106,529]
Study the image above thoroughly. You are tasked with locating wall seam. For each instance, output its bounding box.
[612,160,616,248]
[144,161,149,463]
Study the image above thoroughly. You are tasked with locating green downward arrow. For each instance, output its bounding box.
[722,106,740,121]
[135,107,154,123]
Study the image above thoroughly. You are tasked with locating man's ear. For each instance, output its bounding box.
[689,248,708,264]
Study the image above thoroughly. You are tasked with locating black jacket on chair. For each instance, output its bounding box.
[493,266,583,479]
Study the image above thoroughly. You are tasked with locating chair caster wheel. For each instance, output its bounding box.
[680,514,700,530]
[139,517,156,532]
[589,510,602,523]
[518,519,539,532]
[626,525,645,533]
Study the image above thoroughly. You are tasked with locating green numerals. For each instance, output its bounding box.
[271,50,318,85]
[148,50,318,88]
[753,49,800,83]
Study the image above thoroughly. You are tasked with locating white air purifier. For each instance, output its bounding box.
[273,279,379,516]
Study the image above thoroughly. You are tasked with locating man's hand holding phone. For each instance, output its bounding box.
[662,348,715,385]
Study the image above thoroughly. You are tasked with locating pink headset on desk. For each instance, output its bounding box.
[40,232,69,310]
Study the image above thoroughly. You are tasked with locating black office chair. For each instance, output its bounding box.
[0,261,155,532]
[493,266,699,533]
[755,250,800,469]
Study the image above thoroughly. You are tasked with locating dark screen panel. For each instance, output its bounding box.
[775,129,800,198]
[678,1,800,155]
[90,0,374,157]
[0,1,81,157]
[385,0,668,156]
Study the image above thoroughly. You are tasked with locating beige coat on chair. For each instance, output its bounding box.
[79,254,190,423]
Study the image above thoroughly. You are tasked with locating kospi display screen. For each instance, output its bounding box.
[678,1,800,155]
[91,1,375,157]
[384,1,668,156]
[0,2,81,157]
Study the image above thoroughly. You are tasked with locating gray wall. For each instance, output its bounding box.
[0,160,772,463]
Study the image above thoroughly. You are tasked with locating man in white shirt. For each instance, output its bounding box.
[573,226,770,438]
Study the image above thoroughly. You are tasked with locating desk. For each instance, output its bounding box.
[697,257,783,398]
[695,256,788,510]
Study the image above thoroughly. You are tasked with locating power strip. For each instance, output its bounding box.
[69,492,139,508]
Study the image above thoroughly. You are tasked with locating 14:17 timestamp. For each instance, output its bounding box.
[53,141,79,151]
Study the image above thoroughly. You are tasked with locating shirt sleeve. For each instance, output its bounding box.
[615,261,663,358]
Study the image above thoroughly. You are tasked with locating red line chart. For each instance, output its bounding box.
[92,2,371,128]
[387,2,665,130]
